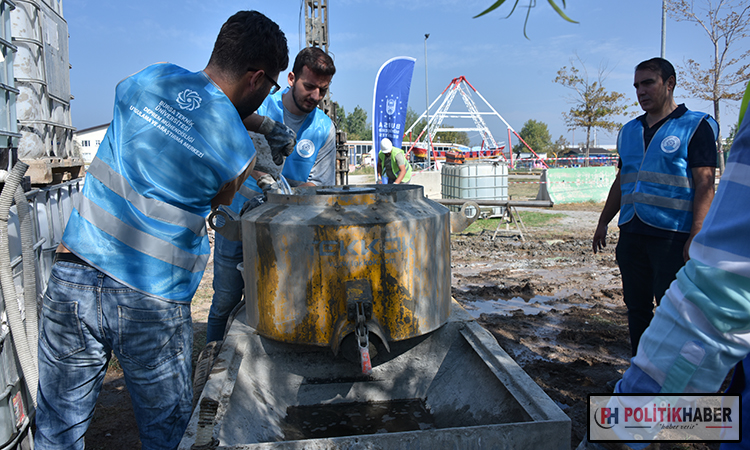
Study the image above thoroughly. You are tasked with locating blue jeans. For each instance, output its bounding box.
[36,261,193,450]
[723,357,750,449]
[206,233,244,343]
[616,231,687,356]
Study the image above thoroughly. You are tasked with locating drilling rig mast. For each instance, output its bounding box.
[304,0,349,185]
[304,0,332,118]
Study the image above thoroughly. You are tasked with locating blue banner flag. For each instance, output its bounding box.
[372,56,416,154]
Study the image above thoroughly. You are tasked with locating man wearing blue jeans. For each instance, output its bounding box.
[36,11,288,450]
[205,47,336,344]
[592,57,717,357]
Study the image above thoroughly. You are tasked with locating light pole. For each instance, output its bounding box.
[661,0,667,58]
[424,33,431,170]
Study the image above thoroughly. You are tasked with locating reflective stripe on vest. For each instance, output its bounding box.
[87,157,207,237]
[62,63,254,302]
[618,110,717,232]
[76,194,208,273]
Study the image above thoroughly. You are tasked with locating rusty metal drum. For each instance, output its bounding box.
[237,184,451,348]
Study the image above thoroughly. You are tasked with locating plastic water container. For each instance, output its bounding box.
[441,161,508,216]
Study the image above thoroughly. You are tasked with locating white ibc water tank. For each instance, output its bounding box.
[440,160,509,216]
[11,0,74,160]
[0,0,21,178]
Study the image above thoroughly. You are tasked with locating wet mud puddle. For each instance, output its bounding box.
[281,399,434,440]
[459,293,592,317]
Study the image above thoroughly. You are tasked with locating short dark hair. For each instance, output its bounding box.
[635,57,676,84]
[292,47,336,79]
[208,11,289,81]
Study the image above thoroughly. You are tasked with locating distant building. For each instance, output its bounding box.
[73,123,109,164]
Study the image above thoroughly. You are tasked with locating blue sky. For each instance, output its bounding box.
[64,0,743,146]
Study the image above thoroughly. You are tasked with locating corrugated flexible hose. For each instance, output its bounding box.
[0,161,38,407]
[14,172,38,367]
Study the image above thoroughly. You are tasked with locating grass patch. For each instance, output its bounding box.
[508,182,540,201]
[192,282,213,306]
[458,210,565,234]
[350,165,375,176]
[519,210,566,227]
[587,314,619,326]
[546,201,605,212]
[108,356,122,371]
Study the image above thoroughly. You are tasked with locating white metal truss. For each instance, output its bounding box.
[404,76,548,168]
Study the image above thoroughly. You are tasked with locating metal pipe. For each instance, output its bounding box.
[435,199,553,208]
[424,33,431,171]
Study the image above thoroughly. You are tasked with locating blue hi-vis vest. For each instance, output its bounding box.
[63,64,255,303]
[227,88,332,213]
[618,110,718,233]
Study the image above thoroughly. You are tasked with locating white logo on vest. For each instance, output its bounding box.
[176,89,202,111]
[296,139,316,158]
[660,136,681,154]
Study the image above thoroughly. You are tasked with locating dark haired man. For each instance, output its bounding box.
[36,11,288,450]
[592,57,718,362]
[206,46,336,343]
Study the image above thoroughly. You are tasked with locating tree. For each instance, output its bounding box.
[344,106,370,141]
[513,119,553,157]
[474,0,577,38]
[439,126,471,146]
[404,107,427,141]
[552,135,569,159]
[666,0,750,173]
[334,103,348,138]
[724,122,738,157]
[554,57,633,166]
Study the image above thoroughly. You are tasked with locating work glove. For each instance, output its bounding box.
[258,116,296,165]
[240,194,265,216]
[256,173,279,194]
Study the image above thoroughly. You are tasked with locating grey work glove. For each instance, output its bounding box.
[256,173,279,194]
[239,194,265,216]
[258,116,296,165]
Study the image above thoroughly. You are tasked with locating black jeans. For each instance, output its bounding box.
[616,231,688,356]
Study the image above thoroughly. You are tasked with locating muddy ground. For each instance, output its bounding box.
[83,208,723,450]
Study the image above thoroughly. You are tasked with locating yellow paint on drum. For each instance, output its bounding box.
[242,185,450,347]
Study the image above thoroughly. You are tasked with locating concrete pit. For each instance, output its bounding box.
[179,301,570,449]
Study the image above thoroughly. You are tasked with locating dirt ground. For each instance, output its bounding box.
[82,207,724,450]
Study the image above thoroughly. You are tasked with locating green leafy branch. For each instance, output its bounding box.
[474,0,578,39]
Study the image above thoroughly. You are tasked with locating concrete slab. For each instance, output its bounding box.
[180,301,570,449]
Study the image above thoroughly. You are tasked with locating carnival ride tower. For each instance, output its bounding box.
[405,76,546,169]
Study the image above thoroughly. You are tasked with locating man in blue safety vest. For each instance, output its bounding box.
[579,83,750,450]
[592,57,718,361]
[35,11,289,450]
[205,47,337,344]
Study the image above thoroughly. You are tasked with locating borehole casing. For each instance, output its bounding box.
[240,184,451,346]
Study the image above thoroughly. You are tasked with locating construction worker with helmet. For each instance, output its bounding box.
[377,138,412,184]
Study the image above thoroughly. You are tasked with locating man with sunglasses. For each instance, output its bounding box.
[206,46,336,344]
[35,11,288,450]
